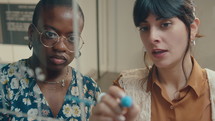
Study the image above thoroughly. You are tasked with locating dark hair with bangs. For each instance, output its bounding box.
[32,0,84,27]
[133,0,200,84]
[133,0,195,28]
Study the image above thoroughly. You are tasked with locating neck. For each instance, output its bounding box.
[156,56,193,90]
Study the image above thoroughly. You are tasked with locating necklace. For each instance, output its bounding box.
[42,67,70,87]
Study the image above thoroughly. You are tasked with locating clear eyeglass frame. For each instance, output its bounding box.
[31,24,84,53]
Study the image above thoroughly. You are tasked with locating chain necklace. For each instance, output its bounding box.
[42,67,70,87]
[43,79,66,87]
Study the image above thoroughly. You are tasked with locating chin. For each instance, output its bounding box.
[154,62,171,69]
[47,64,67,71]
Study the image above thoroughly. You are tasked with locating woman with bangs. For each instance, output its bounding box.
[90,0,215,121]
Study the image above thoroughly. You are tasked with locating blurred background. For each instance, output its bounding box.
[0,0,214,91]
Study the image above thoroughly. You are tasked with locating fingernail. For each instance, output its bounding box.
[120,92,126,98]
[122,109,127,115]
[116,115,125,121]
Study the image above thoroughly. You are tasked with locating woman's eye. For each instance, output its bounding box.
[68,36,75,42]
[161,22,172,28]
[139,26,149,32]
[68,36,80,43]
[45,31,58,39]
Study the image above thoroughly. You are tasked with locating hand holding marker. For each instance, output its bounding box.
[98,92,133,107]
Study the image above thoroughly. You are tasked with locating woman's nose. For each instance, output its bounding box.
[149,28,160,44]
[52,36,67,52]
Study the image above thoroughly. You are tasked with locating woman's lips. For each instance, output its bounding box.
[49,56,66,65]
[152,49,168,58]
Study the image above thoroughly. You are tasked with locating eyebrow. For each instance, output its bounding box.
[43,25,59,32]
[43,25,81,35]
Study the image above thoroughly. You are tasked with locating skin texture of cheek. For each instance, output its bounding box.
[141,29,189,68]
[33,44,48,67]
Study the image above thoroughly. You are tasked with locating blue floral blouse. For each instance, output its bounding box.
[0,59,101,121]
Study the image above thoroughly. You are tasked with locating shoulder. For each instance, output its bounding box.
[205,68,215,93]
[115,68,149,90]
[72,68,100,90]
[1,59,27,73]
[0,59,29,100]
[120,68,149,79]
[0,64,6,69]
[71,68,101,102]
[0,59,28,84]
[205,68,215,80]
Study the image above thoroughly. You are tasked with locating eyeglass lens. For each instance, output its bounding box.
[40,30,83,52]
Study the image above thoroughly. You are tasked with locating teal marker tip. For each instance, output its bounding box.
[121,96,133,107]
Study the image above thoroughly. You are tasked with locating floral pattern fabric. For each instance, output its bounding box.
[0,59,101,121]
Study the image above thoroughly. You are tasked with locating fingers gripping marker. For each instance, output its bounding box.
[97,92,133,107]
[120,96,133,107]
[97,92,106,103]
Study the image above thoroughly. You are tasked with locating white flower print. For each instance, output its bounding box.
[41,98,48,105]
[27,109,38,120]
[71,105,81,117]
[92,82,96,87]
[83,85,87,94]
[11,78,19,89]
[69,118,78,121]
[8,67,16,77]
[17,65,27,78]
[26,68,34,77]
[33,85,42,94]
[20,65,27,72]
[7,89,14,100]
[71,86,79,96]
[0,75,8,85]
[23,98,31,105]
[14,108,20,112]
[14,108,21,117]
[20,78,29,89]
[35,97,48,105]
[63,104,72,117]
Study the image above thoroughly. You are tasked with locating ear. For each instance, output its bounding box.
[28,24,35,40]
[190,18,200,40]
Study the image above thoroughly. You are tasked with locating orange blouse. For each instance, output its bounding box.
[147,59,211,121]
[113,58,211,121]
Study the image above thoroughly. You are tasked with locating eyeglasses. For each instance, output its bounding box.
[31,24,84,53]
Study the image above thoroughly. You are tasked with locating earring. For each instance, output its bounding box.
[75,51,81,58]
[28,40,33,50]
[191,40,196,46]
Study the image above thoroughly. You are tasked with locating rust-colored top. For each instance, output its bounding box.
[113,58,211,121]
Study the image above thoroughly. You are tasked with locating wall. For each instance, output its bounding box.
[104,0,144,73]
[194,0,215,70]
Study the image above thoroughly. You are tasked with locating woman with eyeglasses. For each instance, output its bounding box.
[0,0,100,120]
[90,0,215,121]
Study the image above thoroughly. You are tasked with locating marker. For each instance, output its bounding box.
[120,96,133,107]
